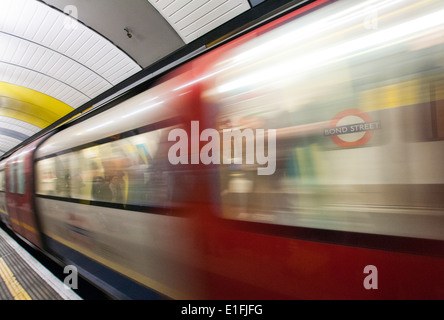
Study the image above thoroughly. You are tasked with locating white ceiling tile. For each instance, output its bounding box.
[107,61,137,84]
[19,43,37,66]
[57,86,74,102]
[162,0,191,17]
[148,0,250,43]
[40,16,66,48]
[13,0,37,37]
[23,5,50,40]
[8,67,20,84]
[89,83,112,99]
[1,0,22,34]
[0,118,40,137]
[22,70,34,85]
[46,56,65,75]
[40,77,57,92]
[0,34,5,60]
[0,0,143,158]
[60,89,77,103]
[89,42,116,68]
[26,45,46,67]
[52,59,75,79]
[62,29,91,57]
[101,54,128,77]
[94,52,121,75]
[79,42,109,68]
[70,95,89,108]
[171,1,215,27]
[32,73,49,91]
[21,3,40,39]
[57,26,84,54]
[2,36,17,62]
[83,46,111,70]
[4,64,14,82]
[50,24,75,51]
[48,81,65,97]
[16,68,28,84]
[70,34,99,62]
[31,10,57,43]
[112,69,139,85]
[0,135,21,146]
[27,72,41,88]
[0,1,12,31]
[12,41,30,65]
[106,62,132,83]
[66,68,89,89]
[33,50,54,71]
[76,73,96,92]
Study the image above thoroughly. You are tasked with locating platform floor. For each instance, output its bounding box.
[0,227,82,300]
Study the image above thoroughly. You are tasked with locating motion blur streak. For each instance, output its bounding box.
[203,0,444,240]
[1,0,444,300]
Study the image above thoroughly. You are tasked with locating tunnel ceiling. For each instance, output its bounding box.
[0,0,261,159]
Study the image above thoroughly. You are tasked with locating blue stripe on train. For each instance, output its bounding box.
[44,235,169,300]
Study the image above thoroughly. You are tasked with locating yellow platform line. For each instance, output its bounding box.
[0,257,32,300]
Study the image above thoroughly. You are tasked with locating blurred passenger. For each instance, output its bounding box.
[70,167,85,199]
[91,162,111,202]
[55,157,70,197]
[126,149,150,206]
[109,171,125,203]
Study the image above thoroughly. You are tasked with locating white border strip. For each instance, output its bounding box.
[0,228,82,300]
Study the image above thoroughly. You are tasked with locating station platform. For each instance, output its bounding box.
[0,227,82,300]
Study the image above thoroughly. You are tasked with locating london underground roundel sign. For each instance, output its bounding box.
[324,109,381,147]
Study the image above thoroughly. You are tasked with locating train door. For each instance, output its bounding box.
[6,154,25,236]
[6,145,42,248]
[0,161,9,227]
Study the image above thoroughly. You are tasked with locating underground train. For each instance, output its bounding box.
[1,0,444,299]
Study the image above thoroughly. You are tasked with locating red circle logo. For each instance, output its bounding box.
[326,109,379,147]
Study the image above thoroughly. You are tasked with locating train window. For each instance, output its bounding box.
[8,163,16,194]
[36,124,181,209]
[17,155,25,195]
[55,154,71,197]
[36,158,56,196]
[76,126,175,207]
[431,79,444,140]
[84,143,128,204]
[0,170,4,192]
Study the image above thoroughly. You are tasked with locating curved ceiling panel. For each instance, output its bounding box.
[0,0,143,157]
[42,0,186,69]
[0,0,142,109]
[0,81,73,128]
[148,0,251,43]
[0,135,21,153]
[0,116,40,137]
[0,81,74,153]
[0,0,265,159]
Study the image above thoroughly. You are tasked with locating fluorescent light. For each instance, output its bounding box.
[218,4,444,94]
[232,0,405,65]
[122,100,164,118]
[85,120,115,132]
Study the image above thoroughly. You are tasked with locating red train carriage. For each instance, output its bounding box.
[0,161,8,227]
[4,139,44,249]
[1,0,444,299]
[188,0,444,299]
